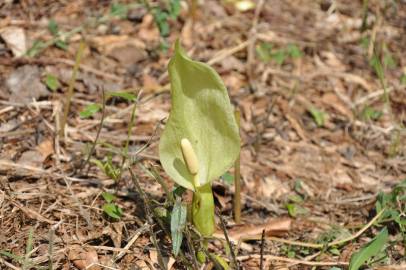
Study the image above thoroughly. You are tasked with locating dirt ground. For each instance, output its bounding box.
[0,0,405,269]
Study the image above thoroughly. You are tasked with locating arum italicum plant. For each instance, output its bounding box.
[159,41,240,237]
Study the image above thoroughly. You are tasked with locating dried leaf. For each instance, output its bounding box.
[0,27,26,57]
[68,245,100,270]
[224,218,291,241]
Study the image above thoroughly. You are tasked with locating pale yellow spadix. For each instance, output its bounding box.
[180,138,199,175]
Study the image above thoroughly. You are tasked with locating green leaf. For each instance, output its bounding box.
[169,0,181,19]
[287,250,295,258]
[256,42,272,62]
[271,50,287,65]
[329,248,341,256]
[0,250,24,262]
[286,203,297,217]
[79,103,101,118]
[171,198,187,256]
[48,19,59,36]
[370,54,385,83]
[172,185,186,197]
[360,36,370,50]
[110,3,128,18]
[214,255,230,270]
[107,91,136,102]
[44,74,60,91]
[383,50,396,69]
[90,158,106,173]
[288,194,303,203]
[308,107,326,127]
[349,227,389,270]
[26,40,46,57]
[103,203,123,219]
[153,10,170,37]
[400,74,406,85]
[55,40,68,50]
[102,192,116,203]
[159,41,240,191]
[221,172,234,185]
[361,106,382,121]
[286,203,308,217]
[287,44,302,58]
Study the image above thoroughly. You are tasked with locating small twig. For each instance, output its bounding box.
[268,208,386,249]
[113,224,149,262]
[216,208,239,270]
[184,225,199,270]
[139,163,173,203]
[59,41,86,138]
[0,160,112,185]
[48,229,54,270]
[354,87,394,106]
[0,257,21,270]
[259,230,265,270]
[237,254,348,266]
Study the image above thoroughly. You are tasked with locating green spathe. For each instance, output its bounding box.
[159,41,240,191]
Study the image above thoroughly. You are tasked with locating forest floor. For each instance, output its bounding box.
[0,0,405,269]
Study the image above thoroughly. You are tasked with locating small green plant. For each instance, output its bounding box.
[256,42,302,65]
[79,103,102,118]
[308,106,327,127]
[102,192,123,219]
[375,179,406,242]
[360,106,383,122]
[159,41,240,240]
[26,19,69,57]
[348,227,389,270]
[47,19,69,50]
[221,172,234,185]
[92,155,121,181]
[401,74,406,85]
[44,74,61,92]
[285,194,308,217]
[151,0,181,37]
[0,228,47,270]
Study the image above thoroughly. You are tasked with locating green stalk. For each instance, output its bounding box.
[59,41,85,138]
[192,184,215,237]
[233,109,241,224]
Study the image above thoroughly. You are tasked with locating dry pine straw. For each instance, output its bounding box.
[1,0,406,269]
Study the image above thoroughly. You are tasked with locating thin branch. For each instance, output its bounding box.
[216,208,239,270]
[259,230,265,270]
[237,254,348,266]
[129,169,167,270]
[268,208,386,249]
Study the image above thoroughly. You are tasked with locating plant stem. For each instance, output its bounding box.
[78,89,106,175]
[190,0,198,21]
[119,101,138,179]
[233,109,242,224]
[59,41,86,139]
[192,184,215,237]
